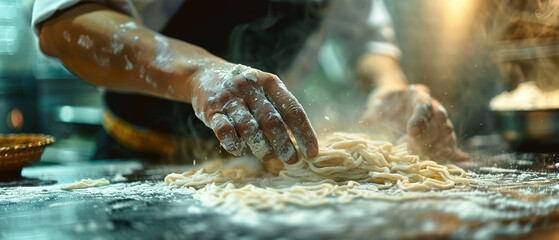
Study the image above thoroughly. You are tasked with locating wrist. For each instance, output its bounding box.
[357,53,408,89]
[152,39,226,103]
[375,71,408,90]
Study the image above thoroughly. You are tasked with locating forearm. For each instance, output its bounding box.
[356,53,407,90]
[38,3,220,103]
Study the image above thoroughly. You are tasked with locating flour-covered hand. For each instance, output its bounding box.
[190,61,318,164]
[361,84,467,161]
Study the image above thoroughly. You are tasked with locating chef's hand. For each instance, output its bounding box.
[37,3,318,164]
[190,61,319,164]
[361,84,467,161]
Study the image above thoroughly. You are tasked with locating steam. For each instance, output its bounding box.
[491,0,559,92]
[536,0,559,20]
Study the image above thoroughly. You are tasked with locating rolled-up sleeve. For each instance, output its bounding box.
[32,0,139,35]
[365,0,401,59]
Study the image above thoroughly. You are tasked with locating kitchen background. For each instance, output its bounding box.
[2,0,102,163]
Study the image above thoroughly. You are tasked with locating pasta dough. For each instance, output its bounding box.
[61,178,110,190]
[165,132,469,209]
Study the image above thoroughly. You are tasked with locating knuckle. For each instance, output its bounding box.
[207,101,222,114]
[443,123,454,135]
[262,73,280,83]
[231,75,249,89]
[238,118,259,136]
[260,73,283,87]
[216,91,236,104]
[260,112,283,129]
[214,124,233,137]
[285,102,304,116]
[211,117,233,134]
[414,84,430,93]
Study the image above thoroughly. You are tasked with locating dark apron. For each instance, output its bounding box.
[94,0,328,160]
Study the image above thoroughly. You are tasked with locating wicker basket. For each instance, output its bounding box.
[0,134,55,180]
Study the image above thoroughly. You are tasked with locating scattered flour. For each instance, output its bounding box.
[2,164,559,239]
[112,174,127,182]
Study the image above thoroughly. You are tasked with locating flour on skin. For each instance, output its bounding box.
[229,106,270,159]
[145,76,157,88]
[139,65,146,79]
[78,34,93,49]
[231,64,258,82]
[63,31,71,42]
[167,86,175,94]
[93,53,110,67]
[111,34,123,55]
[164,86,175,98]
[208,114,242,155]
[195,63,295,160]
[119,21,139,30]
[152,34,173,72]
[247,132,270,159]
[124,55,133,71]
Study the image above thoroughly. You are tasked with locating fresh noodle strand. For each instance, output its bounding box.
[165,132,470,209]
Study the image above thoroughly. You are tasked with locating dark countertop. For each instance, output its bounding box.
[2,152,559,240]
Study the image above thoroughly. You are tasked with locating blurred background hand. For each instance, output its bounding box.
[357,54,467,162]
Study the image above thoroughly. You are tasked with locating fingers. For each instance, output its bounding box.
[259,74,318,159]
[360,97,382,126]
[451,149,469,161]
[407,102,432,138]
[208,113,243,156]
[428,133,469,162]
[246,90,298,164]
[224,100,275,160]
[406,99,467,161]
[197,68,317,162]
[361,89,412,132]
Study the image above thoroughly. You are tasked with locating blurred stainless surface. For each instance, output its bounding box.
[0,0,34,76]
[493,109,559,150]
[54,106,102,125]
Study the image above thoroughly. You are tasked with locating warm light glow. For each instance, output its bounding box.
[446,0,470,14]
[7,108,23,129]
[444,0,477,30]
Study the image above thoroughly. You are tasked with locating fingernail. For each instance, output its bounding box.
[306,144,318,158]
[286,154,298,164]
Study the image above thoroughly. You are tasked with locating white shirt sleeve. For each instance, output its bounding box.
[31,0,140,35]
[365,0,401,59]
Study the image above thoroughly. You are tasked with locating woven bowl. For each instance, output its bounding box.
[0,134,55,181]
